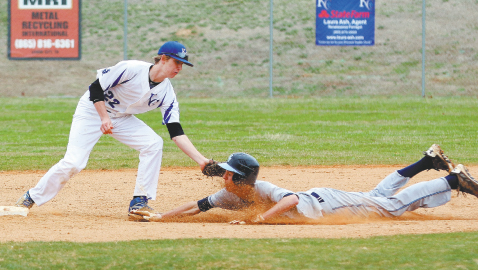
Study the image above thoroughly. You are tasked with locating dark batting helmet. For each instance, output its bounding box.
[218,153,259,186]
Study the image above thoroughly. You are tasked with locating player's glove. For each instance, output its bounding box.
[202,159,225,177]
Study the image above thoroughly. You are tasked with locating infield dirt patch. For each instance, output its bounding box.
[2,166,478,242]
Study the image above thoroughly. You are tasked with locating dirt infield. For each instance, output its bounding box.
[2,166,478,242]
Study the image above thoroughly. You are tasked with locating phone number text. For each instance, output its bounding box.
[14,39,76,49]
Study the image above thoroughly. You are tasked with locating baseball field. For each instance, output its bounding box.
[2,0,478,268]
[2,98,478,268]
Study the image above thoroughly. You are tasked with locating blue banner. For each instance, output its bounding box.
[316,0,375,46]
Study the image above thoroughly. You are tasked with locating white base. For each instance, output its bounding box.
[0,206,29,216]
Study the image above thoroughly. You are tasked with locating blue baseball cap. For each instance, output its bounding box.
[157,41,193,67]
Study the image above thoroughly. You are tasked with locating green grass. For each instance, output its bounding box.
[1,96,478,170]
[1,233,478,269]
[1,0,477,267]
[2,96,478,268]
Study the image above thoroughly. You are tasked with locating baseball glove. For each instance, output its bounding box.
[202,159,225,177]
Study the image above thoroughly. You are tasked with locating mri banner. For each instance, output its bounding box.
[316,0,374,46]
[8,0,81,59]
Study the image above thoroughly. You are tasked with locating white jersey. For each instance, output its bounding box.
[80,60,180,124]
[30,59,184,206]
[207,180,325,219]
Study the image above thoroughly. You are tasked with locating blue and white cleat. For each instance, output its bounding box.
[16,191,35,209]
[128,196,156,221]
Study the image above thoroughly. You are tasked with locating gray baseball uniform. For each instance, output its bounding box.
[200,171,452,219]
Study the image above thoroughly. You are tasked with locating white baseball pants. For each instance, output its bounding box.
[314,171,452,218]
[29,99,163,206]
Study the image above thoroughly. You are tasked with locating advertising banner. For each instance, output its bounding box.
[316,0,374,46]
[8,0,81,60]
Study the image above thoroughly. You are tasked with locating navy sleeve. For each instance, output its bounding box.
[197,197,214,212]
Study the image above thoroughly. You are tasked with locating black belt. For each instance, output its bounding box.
[311,192,325,203]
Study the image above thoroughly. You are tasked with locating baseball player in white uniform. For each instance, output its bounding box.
[133,145,478,223]
[16,41,212,218]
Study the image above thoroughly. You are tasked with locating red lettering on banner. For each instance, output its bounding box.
[330,10,370,19]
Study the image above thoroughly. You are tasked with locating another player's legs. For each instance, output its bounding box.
[110,115,163,218]
[377,177,452,217]
[16,110,102,208]
[352,165,477,218]
[317,176,452,218]
[360,171,409,198]
[385,165,478,216]
[363,144,454,198]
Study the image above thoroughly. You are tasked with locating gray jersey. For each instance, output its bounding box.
[205,172,452,220]
[207,180,325,219]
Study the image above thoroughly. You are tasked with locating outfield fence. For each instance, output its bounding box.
[0,0,476,98]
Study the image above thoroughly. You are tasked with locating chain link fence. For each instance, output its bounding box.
[1,0,476,98]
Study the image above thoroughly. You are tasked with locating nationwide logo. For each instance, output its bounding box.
[317,0,331,10]
[318,10,370,19]
[19,0,72,9]
[318,0,374,11]
[360,0,374,10]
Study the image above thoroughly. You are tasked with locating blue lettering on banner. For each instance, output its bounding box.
[316,0,375,46]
